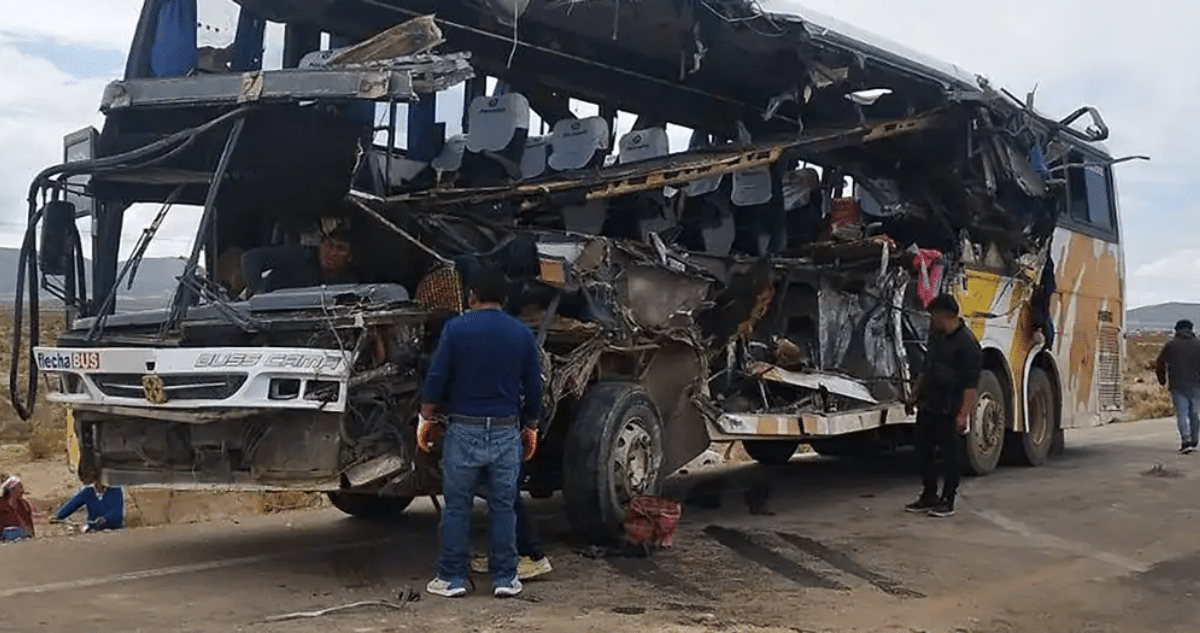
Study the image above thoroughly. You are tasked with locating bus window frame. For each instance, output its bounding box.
[1055,145,1120,244]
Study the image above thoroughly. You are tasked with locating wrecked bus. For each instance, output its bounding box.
[11,0,1130,541]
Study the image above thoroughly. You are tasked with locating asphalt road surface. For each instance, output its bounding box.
[2,419,1198,633]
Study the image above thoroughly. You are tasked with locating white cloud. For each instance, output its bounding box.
[2,0,1199,306]
[0,44,108,248]
[0,0,142,50]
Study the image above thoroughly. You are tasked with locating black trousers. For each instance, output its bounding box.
[914,409,961,499]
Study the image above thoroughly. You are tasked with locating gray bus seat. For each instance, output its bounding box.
[465,93,530,154]
[548,117,610,172]
[520,136,550,180]
[461,93,531,185]
[617,127,669,164]
[431,134,467,175]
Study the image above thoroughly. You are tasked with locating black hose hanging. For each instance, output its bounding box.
[7,106,260,421]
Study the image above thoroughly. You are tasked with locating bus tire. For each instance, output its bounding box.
[743,440,801,465]
[964,369,1007,476]
[1011,367,1055,466]
[328,492,413,520]
[563,382,665,544]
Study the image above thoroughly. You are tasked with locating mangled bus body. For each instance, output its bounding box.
[13,0,1130,541]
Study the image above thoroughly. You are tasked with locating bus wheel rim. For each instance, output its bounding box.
[611,416,656,506]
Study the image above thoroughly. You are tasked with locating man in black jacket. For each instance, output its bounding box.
[1155,319,1200,454]
[904,294,983,518]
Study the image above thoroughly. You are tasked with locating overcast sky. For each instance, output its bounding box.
[0,0,1193,307]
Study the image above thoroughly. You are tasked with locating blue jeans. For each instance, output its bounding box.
[437,419,521,585]
[1,526,28,541]
[1171,388,1200,445]
[476,474,544,559]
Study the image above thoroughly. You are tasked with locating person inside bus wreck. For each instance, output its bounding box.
[240,220,357,295]
[0,475,36,541]
[903,294,983,519]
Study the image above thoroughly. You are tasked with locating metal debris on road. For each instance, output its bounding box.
[262,599,411,623]
[262,587,420,623]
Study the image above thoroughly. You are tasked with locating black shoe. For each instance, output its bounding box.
[928,500,956,518]
[1181,442,1194,455]
[905,495,939,513]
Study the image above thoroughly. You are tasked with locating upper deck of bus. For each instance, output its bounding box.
[131,0,1110,155]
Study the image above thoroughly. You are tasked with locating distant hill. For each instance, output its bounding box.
[0,247,182,312]
[1127,302,1200,333]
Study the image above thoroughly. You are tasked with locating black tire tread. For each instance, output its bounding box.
[327,491,413,520]
[964,369,1006,476]
[562,382,663,545]
[1016,367,1056,467]
[743,440,802,465]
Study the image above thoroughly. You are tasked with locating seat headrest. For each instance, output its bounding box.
[465,93,531,153]
[431,134,467,172]
[685,174,724,198]
[617,127,670,164]
[520,136,550,180]
[731,167,773,207]
[548,117,610,172]
[782,168,821,210]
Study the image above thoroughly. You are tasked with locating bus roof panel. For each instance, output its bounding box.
[779,4,984,93]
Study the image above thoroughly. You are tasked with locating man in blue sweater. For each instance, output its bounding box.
[52,482,124,533]
[418,266,543,599]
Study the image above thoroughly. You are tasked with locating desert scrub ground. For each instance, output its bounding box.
[1124,332,1173,421]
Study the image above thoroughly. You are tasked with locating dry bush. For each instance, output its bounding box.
[1123,333,1173,422]
[0,311,69,457]
[258,491,327,513]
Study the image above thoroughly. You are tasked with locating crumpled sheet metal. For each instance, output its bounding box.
[747,361,877,404]
[816,273,907,402]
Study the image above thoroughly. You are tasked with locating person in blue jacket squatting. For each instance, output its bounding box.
[51,479,124,533]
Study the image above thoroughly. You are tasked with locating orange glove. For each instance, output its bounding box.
[521,427,538,462]
[416,415,442,453]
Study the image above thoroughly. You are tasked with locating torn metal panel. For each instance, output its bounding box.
[747,361,877,405]
[619,265,712,331]
[710,404,905,438]
[326,14,446,64]
[814,272,909,402]
[640,343,711,473]
[99,52,474,112]
[345,454,408,487]
[100,67,416,111]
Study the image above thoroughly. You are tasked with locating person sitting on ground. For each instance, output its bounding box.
[241,219,357,294]
[51,480,124,533]
[0,474,35,541]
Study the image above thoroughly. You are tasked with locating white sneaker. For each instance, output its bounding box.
[426,577,468,598]
[493,578,523,598]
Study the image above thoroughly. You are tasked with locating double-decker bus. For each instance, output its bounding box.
[24,0,1128,541]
